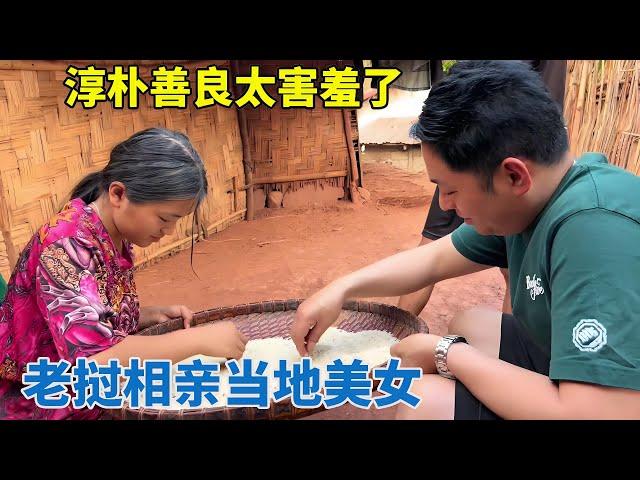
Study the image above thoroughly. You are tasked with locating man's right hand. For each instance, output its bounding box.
[290,281,348,356]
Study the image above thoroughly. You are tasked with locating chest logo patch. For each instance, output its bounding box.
[525,274,545,300]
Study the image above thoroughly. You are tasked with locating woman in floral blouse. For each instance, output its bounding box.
[0,128,247,419]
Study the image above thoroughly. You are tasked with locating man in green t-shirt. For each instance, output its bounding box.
[289,60,640,419]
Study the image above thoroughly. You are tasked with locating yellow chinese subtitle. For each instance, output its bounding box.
[64,64,401,110]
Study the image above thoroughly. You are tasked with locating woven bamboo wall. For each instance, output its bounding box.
[565,60,640,174]
[237,61,354,186]
[0,60,245,281]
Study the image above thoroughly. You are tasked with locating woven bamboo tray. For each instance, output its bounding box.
[110,299,427,420]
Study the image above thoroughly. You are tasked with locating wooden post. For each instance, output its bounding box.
[342,109,360,202]
[230,60,255,221]
[231,176,239,213]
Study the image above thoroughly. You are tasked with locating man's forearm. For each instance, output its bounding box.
[337,236,488,300]
[447,343,566,419]
[447,343,639,419]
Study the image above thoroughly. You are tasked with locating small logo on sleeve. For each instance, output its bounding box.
[572,319,607,352]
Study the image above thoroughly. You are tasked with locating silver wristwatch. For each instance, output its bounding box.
[435,335,467,380]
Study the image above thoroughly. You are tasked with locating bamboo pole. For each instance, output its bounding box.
[252,171,347,185]
[342,108,360,203]
[230,60,255,221]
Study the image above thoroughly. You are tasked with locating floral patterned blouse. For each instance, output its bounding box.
[0,198,139,419]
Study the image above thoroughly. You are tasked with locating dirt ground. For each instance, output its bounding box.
[135,161,506,420]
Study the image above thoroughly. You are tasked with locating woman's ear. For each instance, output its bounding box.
[108,181,127,208]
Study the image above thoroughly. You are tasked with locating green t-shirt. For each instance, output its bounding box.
[451,153,640,390]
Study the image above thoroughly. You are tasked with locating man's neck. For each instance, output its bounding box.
[525,154,576,228]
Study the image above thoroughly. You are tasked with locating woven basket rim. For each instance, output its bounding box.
[113,298,427,419]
